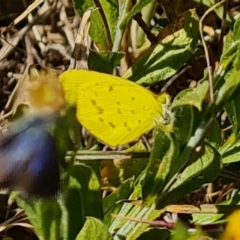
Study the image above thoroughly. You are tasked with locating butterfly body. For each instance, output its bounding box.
[59,70,169,147]
[0,115,59,198]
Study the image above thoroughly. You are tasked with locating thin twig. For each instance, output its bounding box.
[217,0,228,60]
[199,0,225,104]
[131,0,157,44]
[133,12,157,44]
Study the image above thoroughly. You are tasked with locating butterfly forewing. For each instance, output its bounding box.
[76,73,163,146]
[59,70,167,147]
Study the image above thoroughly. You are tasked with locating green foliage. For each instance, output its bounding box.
[123,9,199,85]
[10,1,240,240]
[75,217,112,240]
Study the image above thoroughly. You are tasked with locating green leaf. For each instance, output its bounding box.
[75,217,112,240]
[158,143,221,207]
[218,36,237,76]
[171,222,189,240]
[219,99,240,157]
[73,0,118,51]
[171,80,209,112]
[15,197,63,240]
[112,0,132,51]
[103,178,134,227]
[110,204,162,240]
[225,97,240,138]
[135,1,157,48]
[112,141,149,184]
[119,0,155,30]
[172,105,201,145]
[214,17,240,93]
[15,171,84,240]
[141,129,171,202]
[215,67,240,106]
[88,51,124,73]
[64,167,87,240]
[192,193,240,224]
[112,0,158,51]
[70,163,103,219]
[15,161,103,240]
[218,34,238,72]
[221,138,240,164]
[206,118,222,149]
[122,9,199,85]
[233,16,240,41]
[142,129,189,207]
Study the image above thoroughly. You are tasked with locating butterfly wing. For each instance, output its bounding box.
[73,70,164,147]
[0,116,59,198]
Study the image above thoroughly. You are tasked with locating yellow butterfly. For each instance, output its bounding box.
[59,70,170,147]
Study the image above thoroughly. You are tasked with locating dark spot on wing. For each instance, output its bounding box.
[124,122,132,131]
[109,85,113,91]
[97,107,104,114]
[109,122,115,128]
[90,99,97,105]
